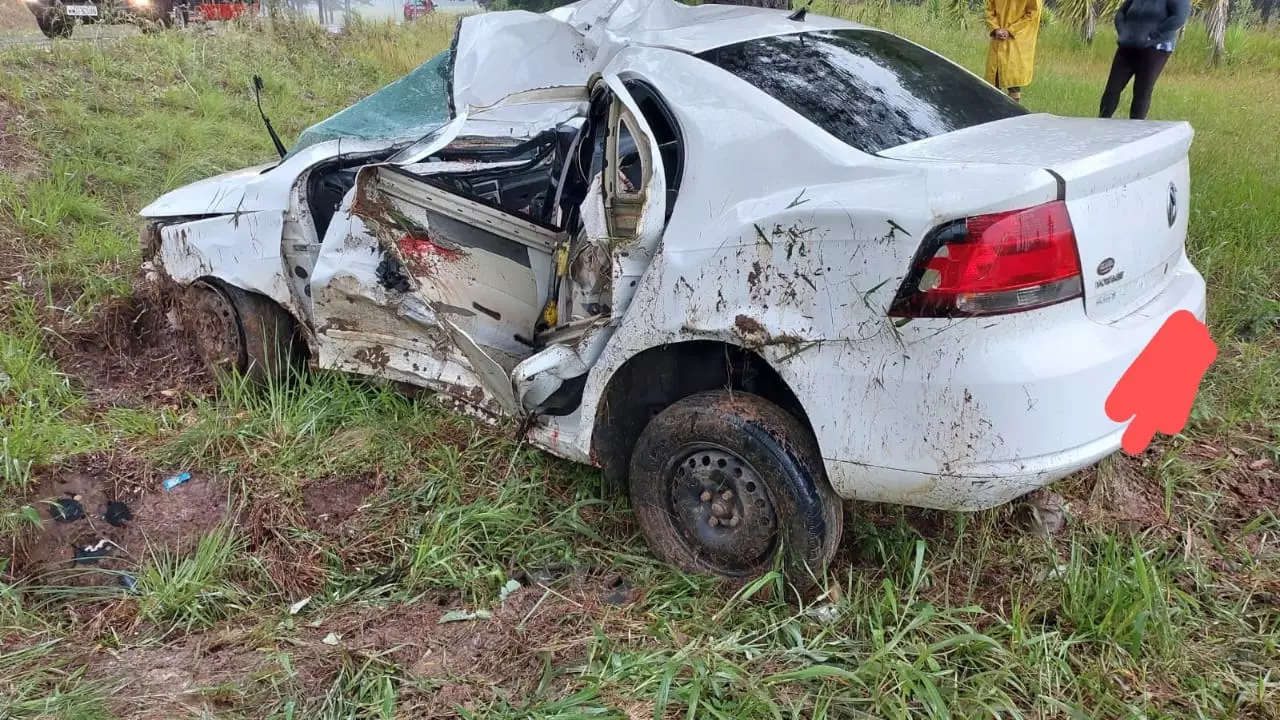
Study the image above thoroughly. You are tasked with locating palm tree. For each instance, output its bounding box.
[1060,0,1231,63]
[1055,0,1125,43]
[1203,0,1229,64]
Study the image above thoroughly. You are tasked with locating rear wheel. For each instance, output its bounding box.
[629,390,843,595]
[183,280,301,385]
[36,9,74,38]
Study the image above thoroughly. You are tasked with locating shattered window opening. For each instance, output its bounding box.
[696,30,1027,155]
[289,50,454,157]
[623,79,684,224]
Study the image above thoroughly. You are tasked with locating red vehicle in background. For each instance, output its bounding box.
[194,0,257,21]
[403,0,434,21]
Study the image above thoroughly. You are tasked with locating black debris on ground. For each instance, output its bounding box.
[50,497,85,522]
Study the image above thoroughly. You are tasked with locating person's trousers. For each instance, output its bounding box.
[1099,46,1172,120]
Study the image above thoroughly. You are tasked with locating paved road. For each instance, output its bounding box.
[0,1,479,50]
[0,23,138,50]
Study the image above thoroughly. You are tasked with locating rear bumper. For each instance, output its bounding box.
[786,252,1206,511]
[824,427,1125,511]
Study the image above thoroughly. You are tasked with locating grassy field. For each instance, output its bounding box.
[2,3,1279,718]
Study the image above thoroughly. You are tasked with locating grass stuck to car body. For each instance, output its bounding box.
[1,2,1278,718]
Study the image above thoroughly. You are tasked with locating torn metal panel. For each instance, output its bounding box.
[310,192,514,416]
[353,166,560,357]
[155,212,296,315]
[512,319,615,413]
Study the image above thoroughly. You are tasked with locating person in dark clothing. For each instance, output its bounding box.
[1099,0,1191,120]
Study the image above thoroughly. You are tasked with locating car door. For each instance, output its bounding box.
[505,76,669,414]
[310,82,667,417]
[598,76,668,319]
[309,137,566,415]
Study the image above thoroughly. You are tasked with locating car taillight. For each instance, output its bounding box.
[888,201,1083,318]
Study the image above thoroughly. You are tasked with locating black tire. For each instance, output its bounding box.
[184,280,301,386]
[36,10,74,38]
[629,390,843,594]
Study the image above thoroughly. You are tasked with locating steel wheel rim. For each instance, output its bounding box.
[665,443,778,575]
[188,282,243,374]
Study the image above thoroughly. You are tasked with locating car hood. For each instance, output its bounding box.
[140,138,400,218]
[139,162,278,218]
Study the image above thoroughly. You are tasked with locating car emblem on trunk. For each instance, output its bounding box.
[1097,258,1115,276]
[1167,183,1178,227]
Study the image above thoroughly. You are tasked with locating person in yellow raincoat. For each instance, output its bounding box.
[985,0,1042,102]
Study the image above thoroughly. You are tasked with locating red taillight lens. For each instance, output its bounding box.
[888,201,1083,318]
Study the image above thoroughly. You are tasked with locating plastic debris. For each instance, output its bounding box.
[809,604,841,625]
[74,538,117,565]
[119,573,139,593]
[162,472,192,491]
[321,632,341,645]
[50,497,85,522]
[289,596,312,615]
[438,609,492,624]
[499,579,522,604]
[513,564,568,585]
[603,574,632,606]
[103,500,133,527]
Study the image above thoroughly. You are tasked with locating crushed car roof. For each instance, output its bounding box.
[291,0,865,154]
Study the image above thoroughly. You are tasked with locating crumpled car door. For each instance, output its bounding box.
[508,76,670,415]
[310,159,566,415]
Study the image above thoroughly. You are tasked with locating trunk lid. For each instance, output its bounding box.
[881,114,1193,324]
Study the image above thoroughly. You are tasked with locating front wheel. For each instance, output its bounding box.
[629,390,843,595]
[182,280,301,386]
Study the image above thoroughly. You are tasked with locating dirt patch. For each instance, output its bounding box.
[49,286,212,410]
[310,577,639,716]
[81,576,639,718]
[1181,440,1280,523]
[1060,455,1171,533]
[1062,438,1280,536]
[301,474,383,535]
[7,452,230,588]
[86,625,294,720]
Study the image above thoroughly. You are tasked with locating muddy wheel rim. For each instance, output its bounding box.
[665,444,777,575]
[187,282,243,374]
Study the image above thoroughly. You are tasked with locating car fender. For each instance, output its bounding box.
[152,211,297,318]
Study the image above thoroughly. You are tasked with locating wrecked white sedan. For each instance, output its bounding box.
[140,0,1206,588]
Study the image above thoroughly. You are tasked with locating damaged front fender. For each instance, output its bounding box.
[152,211,297,318]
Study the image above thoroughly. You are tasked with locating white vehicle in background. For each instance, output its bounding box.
[139,0,1206,591]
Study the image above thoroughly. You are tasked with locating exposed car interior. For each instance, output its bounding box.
[302,80,687,416]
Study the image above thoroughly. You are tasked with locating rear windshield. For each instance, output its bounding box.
[696,30,1026,154]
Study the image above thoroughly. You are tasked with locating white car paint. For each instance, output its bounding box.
[140,0,1206,512]
[140,139,398,218]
